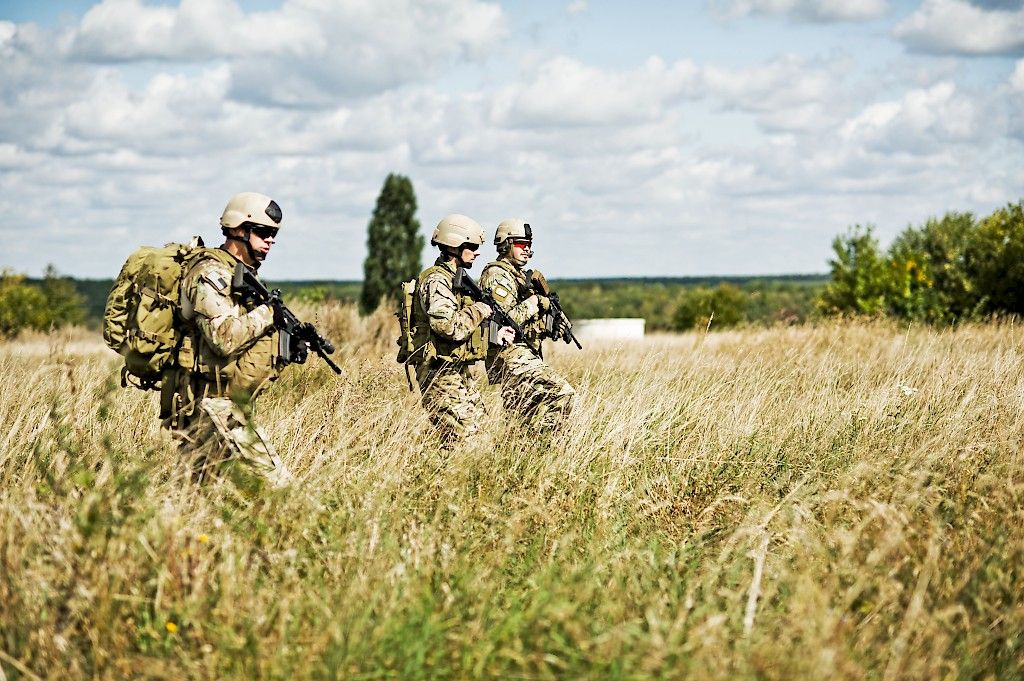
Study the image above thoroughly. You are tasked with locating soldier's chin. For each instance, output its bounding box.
[255,251,268,261]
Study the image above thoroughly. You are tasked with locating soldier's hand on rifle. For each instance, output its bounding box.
[555,314,572,338]
[266,291,287,328]
[496,326,516,346]
[471,301,492,320]
[533,294,550,313]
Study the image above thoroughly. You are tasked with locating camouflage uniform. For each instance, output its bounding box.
[170,248,291,487]
[480,258,576,431]
[412,257,488,446]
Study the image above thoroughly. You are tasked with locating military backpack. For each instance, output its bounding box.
[103,236,209,390]
[395,278,420,365]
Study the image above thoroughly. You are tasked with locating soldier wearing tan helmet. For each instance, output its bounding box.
[480,219,576,431]
[410,214,514,446]
[171,192,292,487]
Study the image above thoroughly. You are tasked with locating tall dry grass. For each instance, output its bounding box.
[1,308,1022,679]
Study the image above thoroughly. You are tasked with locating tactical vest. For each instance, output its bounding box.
[412,261,486,365]
[482,258,546,341]
[178,249,280,398]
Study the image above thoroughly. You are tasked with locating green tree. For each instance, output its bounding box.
[887,212,977,323]
[0,270,50,336]
[818,225,889,316]
[360,174,423,314]
[964,200,1024,316]
[40,264,86,326]
[672,284,747,331]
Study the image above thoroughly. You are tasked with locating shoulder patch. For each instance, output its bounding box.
[201,272,230,293]
[493,285,511,298]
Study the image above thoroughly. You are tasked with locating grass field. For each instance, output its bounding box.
[1,308,1022,679]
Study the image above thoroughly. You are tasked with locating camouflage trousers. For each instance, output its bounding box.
[488,344,576,432]
[416,361,485,447]
[174,397,292,489]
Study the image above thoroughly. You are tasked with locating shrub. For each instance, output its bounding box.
[0,266,87,337]
[0,270,50,336]
[818,225,889,316]
[672,284,747,331]
[964,201,1024,316]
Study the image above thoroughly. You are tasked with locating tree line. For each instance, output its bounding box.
[820,200,1024,323]
[2,175,1020,337]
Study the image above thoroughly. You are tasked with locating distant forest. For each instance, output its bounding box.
[40,274,828,333]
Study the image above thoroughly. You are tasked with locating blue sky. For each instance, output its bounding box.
[1,0,1022,279]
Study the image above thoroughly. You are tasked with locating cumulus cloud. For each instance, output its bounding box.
[66,0,506,104]
[491,56,700,128]
[894,0,1024,55]
[701,55,851,132]
[711,0,889,22]
[839,81,985,154]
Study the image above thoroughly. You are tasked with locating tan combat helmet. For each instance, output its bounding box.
[431,213,485,247]
[220,192,283,231]
[493,218,532,252]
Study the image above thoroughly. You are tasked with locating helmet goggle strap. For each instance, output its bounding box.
[447,242,479,266]
[225,222,277,269]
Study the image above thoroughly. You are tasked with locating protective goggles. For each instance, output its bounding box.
[250,225,280,240]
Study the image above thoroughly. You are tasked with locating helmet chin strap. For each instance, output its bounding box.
[225,227,263,270]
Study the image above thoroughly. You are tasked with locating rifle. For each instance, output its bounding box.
[527,269,582,349]
[452,267,540,357]
[232,263,342,375]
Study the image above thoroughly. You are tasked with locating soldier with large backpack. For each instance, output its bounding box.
[398,214,514,447]
[479,219,577,432]
[105,192,298,487]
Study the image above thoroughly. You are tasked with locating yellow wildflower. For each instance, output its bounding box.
[166,622,178,634]
[198,534,209,544]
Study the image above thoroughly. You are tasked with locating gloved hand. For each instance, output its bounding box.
[534,294,550,313]
[268,293,288,329]
[472,301,492,320]
[554,314,572,338]
[496,325,516,346]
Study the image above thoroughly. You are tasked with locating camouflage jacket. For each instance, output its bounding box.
[414,257,487,364]
[480,257,544,350]
[179,249,279,395]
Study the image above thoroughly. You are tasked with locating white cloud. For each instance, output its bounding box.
[567,1,587,16]
[66,0,507,104]
[491,56,700,128]
[1010,59,1024,91]
[839,81,984,153]
[711,0,889,22]
[894,0,1024,55]
[701,55,849,132]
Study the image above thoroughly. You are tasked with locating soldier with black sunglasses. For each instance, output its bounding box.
[170,192,294,488]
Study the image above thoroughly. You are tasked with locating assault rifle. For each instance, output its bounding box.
[452,267,540,357]
[232,263,342,375]
[527,269,582,349]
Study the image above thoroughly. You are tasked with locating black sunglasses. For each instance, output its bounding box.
[250,225,279,240]
[461,242,480,251]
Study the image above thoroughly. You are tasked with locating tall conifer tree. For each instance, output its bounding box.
[360,174,423,314]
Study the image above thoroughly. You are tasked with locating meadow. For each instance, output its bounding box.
[1,307,1022,679]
